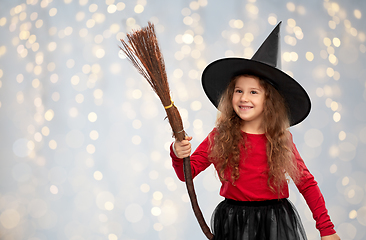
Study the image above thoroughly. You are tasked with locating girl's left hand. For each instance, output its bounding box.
[321,233,340,240]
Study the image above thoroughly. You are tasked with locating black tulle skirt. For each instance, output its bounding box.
[211,198,307,240]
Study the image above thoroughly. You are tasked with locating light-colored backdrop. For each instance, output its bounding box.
[0,0,365,239]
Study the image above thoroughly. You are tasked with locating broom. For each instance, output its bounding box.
[119,22,214,240]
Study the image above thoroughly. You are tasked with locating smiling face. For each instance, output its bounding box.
[232,75,265,133]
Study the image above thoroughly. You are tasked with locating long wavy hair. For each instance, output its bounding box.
[208,74,301,194]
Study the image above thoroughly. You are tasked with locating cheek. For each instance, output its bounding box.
[231,95,237,105]
[258,98,265,111]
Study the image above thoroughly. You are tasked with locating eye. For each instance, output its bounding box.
[250,90,258,94]
[235,89,242,93]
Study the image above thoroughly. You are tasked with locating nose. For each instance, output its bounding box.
[240,92,249,102]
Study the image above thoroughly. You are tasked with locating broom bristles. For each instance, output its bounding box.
[120,22,185,140]
[120,22,170,108]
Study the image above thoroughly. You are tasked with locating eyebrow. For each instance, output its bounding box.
[234,86,262,91]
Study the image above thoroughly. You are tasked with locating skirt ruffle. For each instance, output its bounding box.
[211,198,307,240]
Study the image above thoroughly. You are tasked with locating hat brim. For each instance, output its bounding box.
[201,58,311,126]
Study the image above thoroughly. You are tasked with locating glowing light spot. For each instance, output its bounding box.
[326,67,334,77]
[66,59,75,68]
[342,177,349,186]
[86,144,95,154]
[134,4,144,13]
[89,130,99,140]
[107,4,117,13]
[286,2,295,12]
[304,129,324,148]
[0,17,6,26]
[151,207,161,216]
[42,126,50,136]
[88,112,97,122]
[190,1,199,10]
[49,8,57,16]
[287,18,296,28]
[132,89,142,99]
[16,74,24,83]
[89,3,98,12]
[329,21,336,29]
[0,46,6,56]
[49,140,57,149]
[0,209,20,229]
[173,68,183,78]
[330,101,338,111]
[193,119,203,129]
[191,101,202,111]
[50,185,58,194]
[34,132,42,142]
[329,54,337,65]
[95,48,105,58]
[140,183,150,193]
[183,16,193,26]
[16,92,24,104]
[290,52,298,61]
[50,73,58,83]
[153,191,163,200]
[34,66,42,75]
[154,223,163,231]
[323,37,331,46]
[283,52,291,62]
[132,135,141,145]
[75,11,85,21]
[182,33,194,44]
[306,52,314,61]
[86,19,96,28]
[48,42,57,51]
[327,47,335,55]
[354,9,362,19]
[116,2,126,11]
[52,92,60,102]
[333,37,341,47]
[27,140,35,150]
[105,201,114,210]
[268,15,277,25]
[108,234,118,240]
[132,119,142,129]
[246,3,258,14]
[330,164,337,173]
[94,171,103,180]
[333,112,341,122]
[45,109,54,121]
[194,35,203,44]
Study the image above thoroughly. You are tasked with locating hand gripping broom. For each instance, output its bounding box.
[120,22,214,240]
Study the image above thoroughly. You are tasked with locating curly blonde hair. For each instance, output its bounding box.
[208,74,300,195]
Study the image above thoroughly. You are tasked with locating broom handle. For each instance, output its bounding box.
[183,156,214,239]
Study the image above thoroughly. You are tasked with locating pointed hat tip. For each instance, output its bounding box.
[274,21,282,31]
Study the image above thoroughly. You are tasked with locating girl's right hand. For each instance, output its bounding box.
[173,136,192,159]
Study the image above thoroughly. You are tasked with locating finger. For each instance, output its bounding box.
[184,136,193,141]
[179,140,191,146]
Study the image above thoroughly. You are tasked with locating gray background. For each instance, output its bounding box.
[0,0,365,239]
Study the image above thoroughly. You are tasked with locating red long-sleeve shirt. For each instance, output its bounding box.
[170,130,336,237]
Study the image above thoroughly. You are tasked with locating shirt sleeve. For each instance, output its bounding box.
[292,141,336,237]
[170,132,214,182]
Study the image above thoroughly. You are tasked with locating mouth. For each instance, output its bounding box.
[239,106,253,110]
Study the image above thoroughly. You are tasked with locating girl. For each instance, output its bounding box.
[170,23,340,240]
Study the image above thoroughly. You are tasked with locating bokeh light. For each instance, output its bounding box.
[0,1,365,240]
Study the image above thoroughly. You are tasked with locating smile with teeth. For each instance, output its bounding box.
[239,106,253,110]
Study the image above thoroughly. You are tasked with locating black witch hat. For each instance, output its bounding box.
[202,22,311,126]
